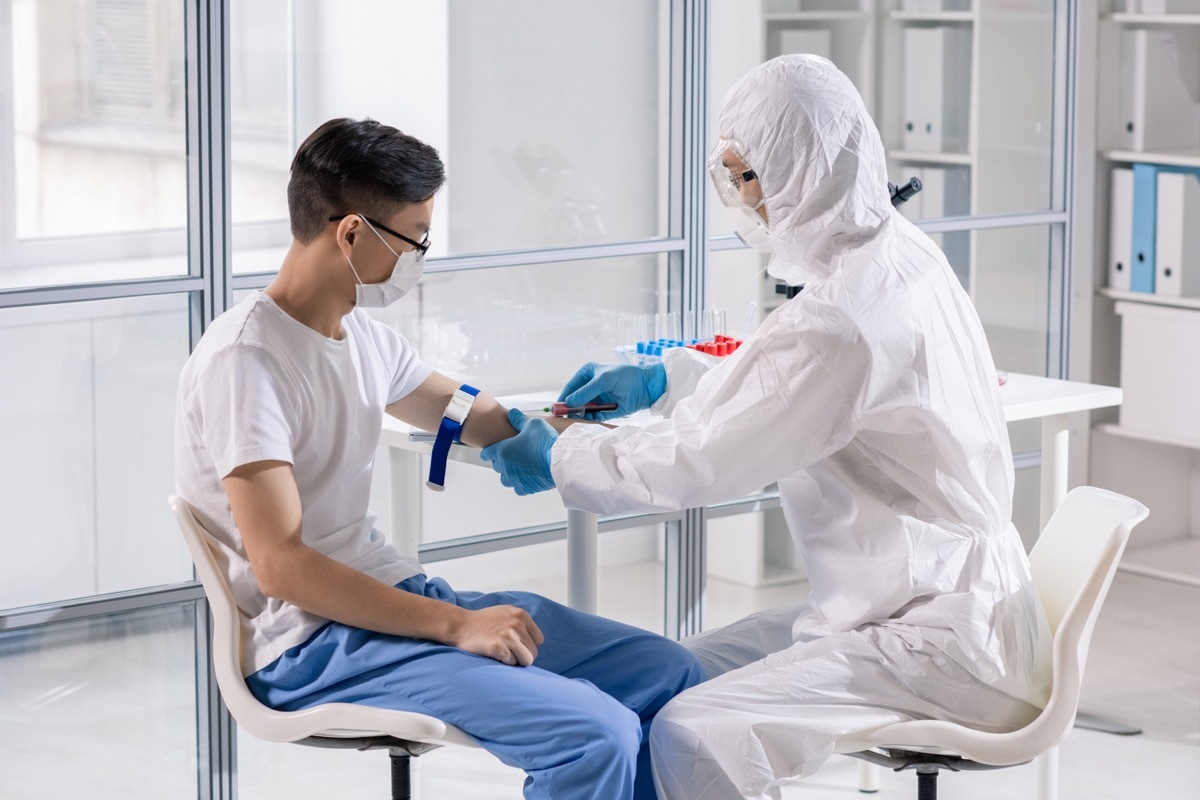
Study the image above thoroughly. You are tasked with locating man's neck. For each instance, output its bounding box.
[264,241,354,340]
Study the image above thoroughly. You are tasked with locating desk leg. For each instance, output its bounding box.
[1037,414,1142,742]
[1039,413,1070,531]
[389,448,424,560]
[567,509,598,614]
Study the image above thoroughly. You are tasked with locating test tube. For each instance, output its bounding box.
[714,308,727,339]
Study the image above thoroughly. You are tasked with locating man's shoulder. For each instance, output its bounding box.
[345,307,406,356]
[183,297,291,385]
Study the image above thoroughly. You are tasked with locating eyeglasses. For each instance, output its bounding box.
[329,214,430,253]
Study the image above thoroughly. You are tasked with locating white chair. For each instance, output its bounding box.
[841,486,1148,800]
[169,496,479,800]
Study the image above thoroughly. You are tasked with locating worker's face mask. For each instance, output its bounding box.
[708,138,773,253]
[344,215,426,308]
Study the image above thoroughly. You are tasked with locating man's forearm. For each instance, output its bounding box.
[261,543,466,643]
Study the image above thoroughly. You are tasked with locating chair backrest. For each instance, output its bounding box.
[1024,485,1149,744]
[846,486,1147,765]
[168,495,462,746]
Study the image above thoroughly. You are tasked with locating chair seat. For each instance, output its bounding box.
[169,496,483,756]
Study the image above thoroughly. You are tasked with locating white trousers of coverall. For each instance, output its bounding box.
[652,604,1042,800]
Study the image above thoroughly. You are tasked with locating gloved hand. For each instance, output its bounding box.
[480,408,558,496]
[557,361,667,422]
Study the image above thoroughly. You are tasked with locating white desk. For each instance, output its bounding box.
[999,373,1122,530]
[380,374,1122,615]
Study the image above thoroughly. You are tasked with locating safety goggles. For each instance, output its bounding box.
[707,138,765,212]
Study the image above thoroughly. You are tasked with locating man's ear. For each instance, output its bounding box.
[333,215,360,249]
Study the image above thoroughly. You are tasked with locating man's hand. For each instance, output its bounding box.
[449,605,545,667]
[480,409,558,495]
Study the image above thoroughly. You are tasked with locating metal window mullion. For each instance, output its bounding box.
[0,582,205,631]
[0,0,16,248]
[187,0,232,335]
[185,0,234,797]
[660,0,709,642]
[387,238,686,275]
[1052,0,1079,380]
[0,275,205,309]
[710,208,1070,254]
[228,237,690,289]
[664,507,706,641]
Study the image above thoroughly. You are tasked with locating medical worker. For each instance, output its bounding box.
[480,55,1052,798]
[174,117,703,800]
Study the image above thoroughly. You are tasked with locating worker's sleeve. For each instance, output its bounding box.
[551,316,870,515]
[651,347,720,417]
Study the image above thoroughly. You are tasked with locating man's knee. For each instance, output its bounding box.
[665,638,708,691]
[588,703,642,764]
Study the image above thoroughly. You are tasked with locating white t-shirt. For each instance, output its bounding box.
[174,291,433,675]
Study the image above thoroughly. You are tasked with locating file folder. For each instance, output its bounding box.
[1118,28,1200,152]
[903,27,938,152]
[1155,172,1200,298]
[1131,163,1160,292]
[1109,167,1133,292]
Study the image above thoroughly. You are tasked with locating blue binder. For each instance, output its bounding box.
[1130,163,1200,293]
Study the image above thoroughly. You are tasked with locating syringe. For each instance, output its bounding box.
[544,402,619,417]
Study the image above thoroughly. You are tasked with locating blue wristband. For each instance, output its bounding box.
[427,384,480,491]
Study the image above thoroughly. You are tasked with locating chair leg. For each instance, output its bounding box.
[916,767,938,800]
[390,751,412,800]
[1036,746,1059,800]
[858,760,880,793]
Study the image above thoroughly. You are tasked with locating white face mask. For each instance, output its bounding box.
[725,204,774,253]
[344,215,426,308]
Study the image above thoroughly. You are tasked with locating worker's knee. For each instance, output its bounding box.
[649,691,705,757]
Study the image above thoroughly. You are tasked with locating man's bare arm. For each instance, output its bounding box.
[223,460,543,665]
[386,372,590,447]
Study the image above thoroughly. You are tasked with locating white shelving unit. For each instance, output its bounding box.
[1090,5,1200,586]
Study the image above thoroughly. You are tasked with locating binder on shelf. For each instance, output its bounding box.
[1128,162,1200,294]
[1109,166,1133,292]
[1118,28,1200,153]
[1155,172,1200,298]
[903,27,936,152]
[902,26,971,154]
[1131,163,1160,292]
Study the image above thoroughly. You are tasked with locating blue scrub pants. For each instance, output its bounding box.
[246,575,705,800]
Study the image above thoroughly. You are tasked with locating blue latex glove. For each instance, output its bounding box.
[480,408,558,496]
[557,361,667,422]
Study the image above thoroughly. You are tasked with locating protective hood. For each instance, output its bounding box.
[716,54,892,285]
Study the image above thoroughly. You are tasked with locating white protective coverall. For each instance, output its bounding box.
[549,55,1052,799]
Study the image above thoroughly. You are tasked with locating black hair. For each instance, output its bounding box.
[287,118,446,243]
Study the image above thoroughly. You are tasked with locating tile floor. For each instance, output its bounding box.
[1,557,1197,799]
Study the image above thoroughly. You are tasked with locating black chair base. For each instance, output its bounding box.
[294,734,441,800]
[848,747,1029,800]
